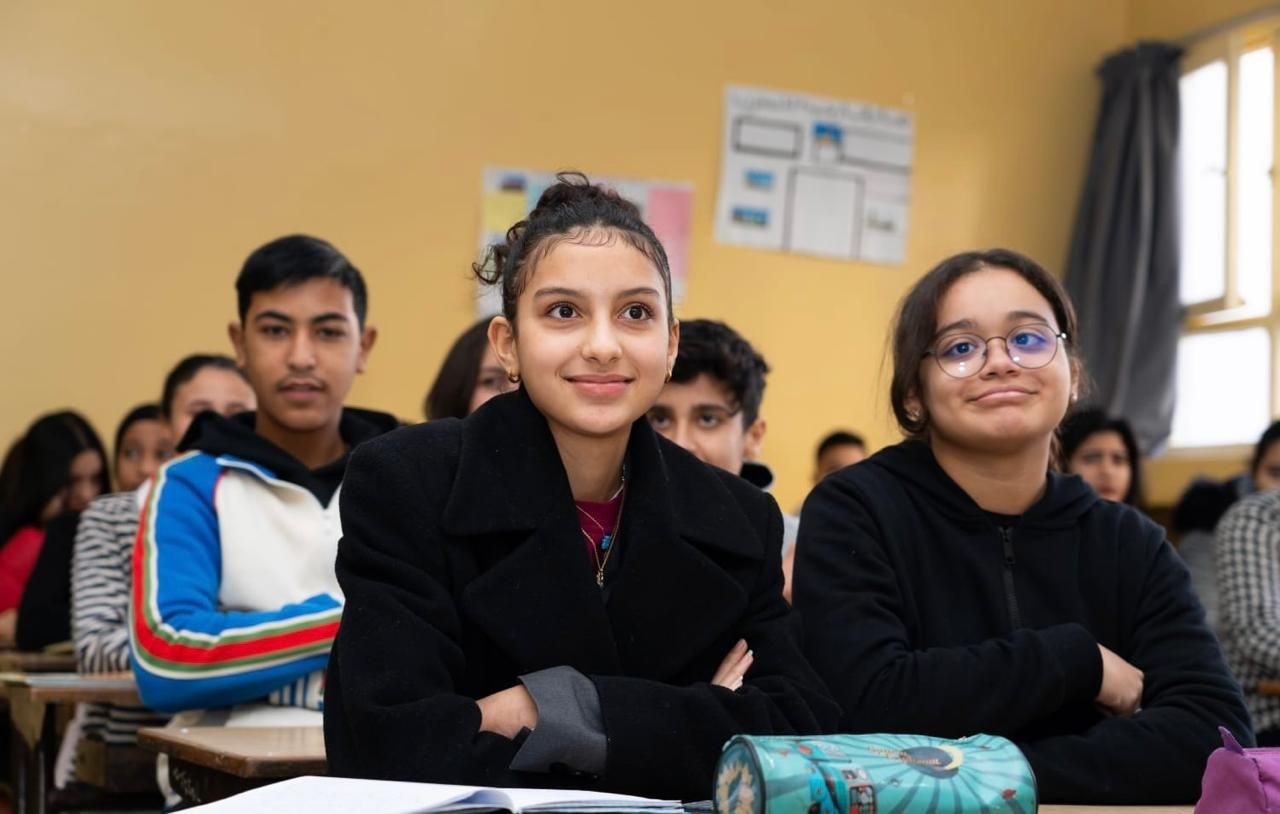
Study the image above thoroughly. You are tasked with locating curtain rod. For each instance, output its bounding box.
[1177,3,1280,46]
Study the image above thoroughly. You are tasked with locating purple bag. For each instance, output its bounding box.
[1196,727,1280,813]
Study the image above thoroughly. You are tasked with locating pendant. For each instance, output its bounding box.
[596,569,605,587]
[600,534,612,551]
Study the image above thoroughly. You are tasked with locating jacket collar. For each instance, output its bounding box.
[442,389,764,680]
[441,389,760,560]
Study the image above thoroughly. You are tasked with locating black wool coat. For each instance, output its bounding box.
[324,390,838,800]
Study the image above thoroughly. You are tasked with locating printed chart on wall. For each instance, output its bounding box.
[477,168,693,317]
[714,85,914,265]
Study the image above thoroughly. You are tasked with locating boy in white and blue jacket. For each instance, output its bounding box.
[130,234,393,722]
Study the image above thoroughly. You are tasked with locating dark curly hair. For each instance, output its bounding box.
[473,172,672,327]
[670,319,770,427]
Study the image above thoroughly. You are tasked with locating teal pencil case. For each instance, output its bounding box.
[714,733,1037,814]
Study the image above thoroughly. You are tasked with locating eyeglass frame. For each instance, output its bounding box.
[922,322,1070,379]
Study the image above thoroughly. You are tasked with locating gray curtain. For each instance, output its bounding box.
[1064,42,1183,453]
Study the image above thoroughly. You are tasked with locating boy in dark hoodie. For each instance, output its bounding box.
[130,235,396,719]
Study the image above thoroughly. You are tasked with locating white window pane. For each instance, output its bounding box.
[1171,328,1271,447]
[1180,60,1228,305]
[1238,47,1274,309]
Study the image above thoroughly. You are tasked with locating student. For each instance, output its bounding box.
[16,403,172,650]
[1217,462,1280,746]
[793,248,1250,804]
[424,316,519,420]
[1058,407,1144,507]
[0,411,108,645]
[325,175,838,799]
[31,355,256,793]
[78,355,254,674]
[130,235,392,721]
[1176,420,1280,637]
[812,430,866,484]
[646,318,799,600]
[111,404,174,494]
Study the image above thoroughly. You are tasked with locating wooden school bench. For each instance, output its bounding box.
[138,724,326,805]
[1,671,140,814]
[0,650,76,674]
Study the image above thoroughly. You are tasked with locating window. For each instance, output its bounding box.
[1171,22,1279,449]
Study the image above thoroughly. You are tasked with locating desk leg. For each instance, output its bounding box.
[168,757,273,806]
[8,703,50,814]
[9,724,26,814]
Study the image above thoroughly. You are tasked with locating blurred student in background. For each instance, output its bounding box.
[423,317,518,420]
[1177,420,1280,637]
[812,430,866,484]
[1058,407,1144,508]
[0,411,108,645]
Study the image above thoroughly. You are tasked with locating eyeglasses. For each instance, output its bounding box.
[924,323,1069,379]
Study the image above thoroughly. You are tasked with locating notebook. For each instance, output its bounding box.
[185,776,685,814]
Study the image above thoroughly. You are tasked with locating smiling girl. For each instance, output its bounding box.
[793,249,1249,805]
[325,174,836,798]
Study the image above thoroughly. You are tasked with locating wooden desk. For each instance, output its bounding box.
[138,725,326,805]
[0,672,140,814]
[0,650,76,673]
[0,672,139,748]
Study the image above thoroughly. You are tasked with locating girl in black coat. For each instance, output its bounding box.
[324,175,837,800]
[793,249,1251,805]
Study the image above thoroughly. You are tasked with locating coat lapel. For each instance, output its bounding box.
[440,390,768,682]
[604,425,763,681]
[443,391,621,675]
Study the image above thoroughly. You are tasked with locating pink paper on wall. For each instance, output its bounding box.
[645,186,693,302]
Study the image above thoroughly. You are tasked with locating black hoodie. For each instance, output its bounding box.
[180,407,401,505]
[793,440,1251,804]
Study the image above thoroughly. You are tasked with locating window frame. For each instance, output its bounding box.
[1170,17,1280,453]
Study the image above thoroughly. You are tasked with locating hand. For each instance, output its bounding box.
[0,609,15,647]
[712,639,753,691]
[1095,644,1143,717]
[476,684,539,739]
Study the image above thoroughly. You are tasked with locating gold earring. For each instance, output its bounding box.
[665,370,672,383]
[506,371,520,384]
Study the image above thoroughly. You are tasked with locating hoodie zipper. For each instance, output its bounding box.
[999,526,1023,630]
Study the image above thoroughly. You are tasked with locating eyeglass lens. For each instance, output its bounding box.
[933,324,1060,378]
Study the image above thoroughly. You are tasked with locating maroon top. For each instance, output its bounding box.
[574,491,622,565]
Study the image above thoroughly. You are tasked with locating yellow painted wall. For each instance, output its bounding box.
[0,0,1129,511]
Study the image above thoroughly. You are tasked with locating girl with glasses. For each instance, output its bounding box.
[325,174,837,798]
[793,249,1248,805]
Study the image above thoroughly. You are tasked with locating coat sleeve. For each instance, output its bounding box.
[324,433,538,787]
[130,455,341,712]
[1018,530,1254,804]
[589,491,841,800]
[792,475,1104,737]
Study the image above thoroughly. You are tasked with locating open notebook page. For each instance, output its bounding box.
[184,776,683,814]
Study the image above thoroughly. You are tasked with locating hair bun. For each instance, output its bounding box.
[528,172,642,222]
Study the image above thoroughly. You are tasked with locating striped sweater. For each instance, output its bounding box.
[129,450,344,713]
[72,489,169,743]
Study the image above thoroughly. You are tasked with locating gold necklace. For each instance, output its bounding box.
[590,487,625,587]
[577,468,626,587]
